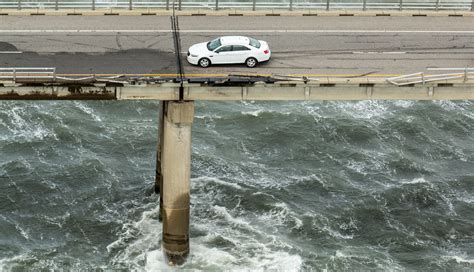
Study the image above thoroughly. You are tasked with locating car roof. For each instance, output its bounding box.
[219,36,250,46]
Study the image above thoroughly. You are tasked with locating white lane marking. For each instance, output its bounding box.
[0,51,23,54]
[352,51,407,54]
[0,29,473,34]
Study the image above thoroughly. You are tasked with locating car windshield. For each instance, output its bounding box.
[249,38,261,48]
[207,38,222,51]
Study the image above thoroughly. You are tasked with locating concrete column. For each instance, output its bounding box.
[161,101,194,265]
[155,101,165,222]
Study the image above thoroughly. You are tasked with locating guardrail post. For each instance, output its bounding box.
[471,0,474,12]
[178,0,181,10]
[326,0,330,11]
[435,0,440,11]
[215,0,218,11]
[464,68,468,82]
[55,0,58,10]
[13,69,16,83]
[252,0,256,11]
[129,0,132,10]
[166,0,169,10]
[17,0,21,10]
[399,0,403,11]
[363,0,366,11]
[92,0,95,10]
[289,0,293,11]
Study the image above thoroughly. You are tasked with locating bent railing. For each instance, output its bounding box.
[387,68,474,86]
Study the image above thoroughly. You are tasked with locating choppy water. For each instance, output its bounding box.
[0,100,473,270]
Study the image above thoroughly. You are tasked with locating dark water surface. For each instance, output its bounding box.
[0,100,473,270]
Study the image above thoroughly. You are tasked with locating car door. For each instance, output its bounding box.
[212,45,234,64]
[232,45,252,63]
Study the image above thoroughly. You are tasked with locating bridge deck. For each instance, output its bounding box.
[1,77,472,100]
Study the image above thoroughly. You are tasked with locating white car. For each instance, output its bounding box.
[187,36,271,68]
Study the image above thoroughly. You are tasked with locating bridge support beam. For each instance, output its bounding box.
[160,100,194,265]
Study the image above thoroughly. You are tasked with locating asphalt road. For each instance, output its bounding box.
[0,16,473,76]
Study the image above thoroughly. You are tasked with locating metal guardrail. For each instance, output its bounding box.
[0,67,56,83]
[387,68,474,86]
[1,67,473,87]
[0,0,472,11]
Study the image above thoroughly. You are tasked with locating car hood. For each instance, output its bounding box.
[188,42,209,55]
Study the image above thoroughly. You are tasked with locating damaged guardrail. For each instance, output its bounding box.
[386,68,474,86]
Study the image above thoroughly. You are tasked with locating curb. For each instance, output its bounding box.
[0,9,472,17]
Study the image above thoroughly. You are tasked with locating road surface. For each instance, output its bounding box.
[0,16,473,76]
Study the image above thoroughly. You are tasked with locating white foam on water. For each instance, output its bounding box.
[212,205,252,229]
[334,101,390,121]
[457,195,474,204]
[194,113,223,120]
[443,255,474,264]
[3,106,56,142]
[107,201,162,268]
[144,241,303,271]
[0,254,33,270]
[192,176,244,190]
[435,100,474,120]
[259,202,304,230]
[241,109,266,117]
[400,177,430,185]
[14,223,30,241]
[73,102,103,122]
[322,226,354,240]
[392,100,415,108]
[331,247,404,271]
[311,214,355,240]
[110,189,303,271]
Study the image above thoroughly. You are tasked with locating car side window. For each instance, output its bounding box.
[233,45,251,51]
[215,45,232,53]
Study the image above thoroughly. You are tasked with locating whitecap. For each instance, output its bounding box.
[400,177,430,185]
[73,102,103,122]
[241,109,265,117]
[192,176,243,190]
[259,202,304,230]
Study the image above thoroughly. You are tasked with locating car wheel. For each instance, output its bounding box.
[245,57,258,68]
[198,58,211,68]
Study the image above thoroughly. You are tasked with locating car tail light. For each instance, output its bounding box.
[264,49,269,54]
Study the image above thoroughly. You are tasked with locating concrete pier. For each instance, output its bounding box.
[161,101,195,265]
[156,101,165,221]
